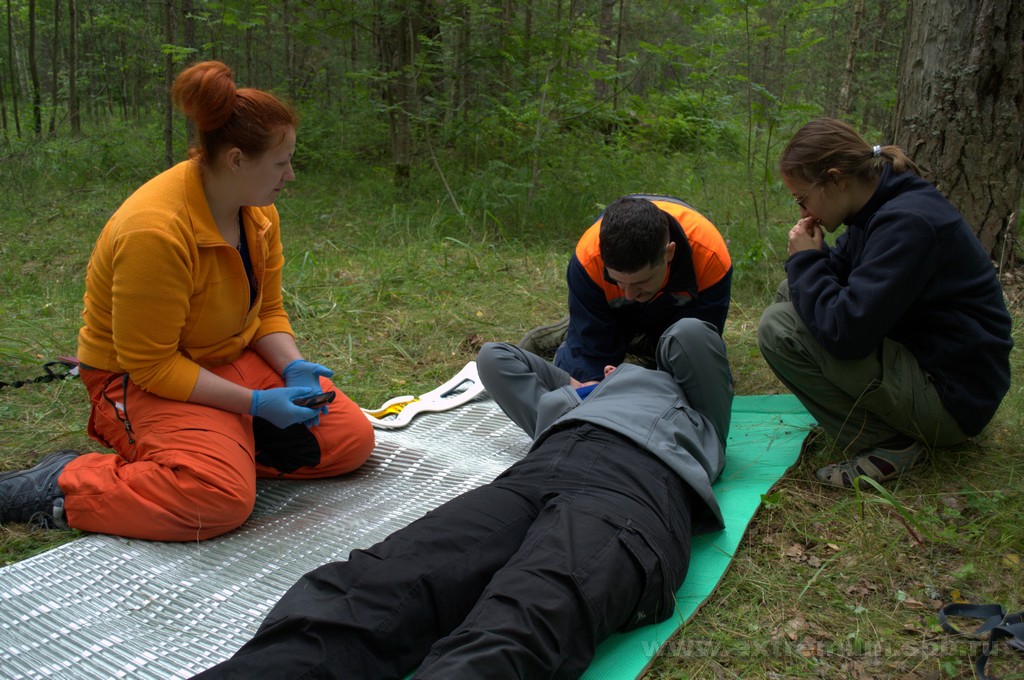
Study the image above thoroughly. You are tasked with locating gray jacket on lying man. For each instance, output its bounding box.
[479,316,731,533]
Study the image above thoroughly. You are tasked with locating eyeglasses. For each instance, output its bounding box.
[794,192,809,209]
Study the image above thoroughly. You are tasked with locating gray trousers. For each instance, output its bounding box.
[487,318,732,450]
[757,282,967,453]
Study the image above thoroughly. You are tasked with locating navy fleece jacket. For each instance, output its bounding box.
[785,165,1012,436]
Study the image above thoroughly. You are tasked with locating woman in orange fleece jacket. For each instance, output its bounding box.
[0,61,375,540]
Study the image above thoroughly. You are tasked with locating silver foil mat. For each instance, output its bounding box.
[1,398,529,679]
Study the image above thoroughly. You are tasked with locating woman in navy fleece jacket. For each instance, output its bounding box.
[758,118,1012,488]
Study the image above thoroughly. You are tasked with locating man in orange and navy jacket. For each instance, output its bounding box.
[554,194,732,383]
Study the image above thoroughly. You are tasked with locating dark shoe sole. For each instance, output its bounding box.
[519,316,569,354]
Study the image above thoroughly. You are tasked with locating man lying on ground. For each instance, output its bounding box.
[194,317,732,680]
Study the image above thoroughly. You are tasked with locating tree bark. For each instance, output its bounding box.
[377,0,424,186]
[523,0,533,71]
[454,0,470,124]
[892,0,1024,267]
[0,55,7,141]
[28,0,40,135]
[499,0,513,91]
[164,0,174,167]
[283,0,293,98]
[67,0,79,136]
[613,0,625,109]
[594,0,616,101]
[836,0,866,117]
[47,0,59,135]
[182,0,195,63]
[180,0,197,156]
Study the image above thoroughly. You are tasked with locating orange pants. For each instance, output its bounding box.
[59,350,375,541]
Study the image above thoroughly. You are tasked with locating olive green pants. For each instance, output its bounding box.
[757,282,967,454]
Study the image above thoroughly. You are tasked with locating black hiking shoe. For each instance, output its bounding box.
[519,315,569,357]
[0,449,79,528]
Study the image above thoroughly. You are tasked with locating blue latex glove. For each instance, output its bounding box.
[250,386,319,429]
[282,359,334,392]
[282,359,334,419]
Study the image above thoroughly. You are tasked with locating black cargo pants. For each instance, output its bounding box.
[194,423,694,680]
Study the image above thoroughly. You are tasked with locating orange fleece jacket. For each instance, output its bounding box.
[77,160,294,402]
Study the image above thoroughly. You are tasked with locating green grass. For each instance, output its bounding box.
[1,127,1022,678]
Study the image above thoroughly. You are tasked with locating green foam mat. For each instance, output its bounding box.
[583,393,814,678]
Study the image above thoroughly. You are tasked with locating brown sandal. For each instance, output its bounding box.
[815,441,927,488]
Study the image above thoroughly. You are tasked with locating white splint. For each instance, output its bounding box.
[361,361,486,429]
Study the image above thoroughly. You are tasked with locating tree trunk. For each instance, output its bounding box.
[392,11,412,186]
[498,0,513,92]
[836,0,866,117]
[453,0,470,125]
[67,0,79,136]
[594,0,616,101]
[117,31,128,120]
[0,55,7,142]
[862,0,895,130]
[164,0,173,167]
[182,0,195,62]
[377,0,418,187]
[283,0,293,98]
[612,0,625,109]
[892,0,1024,268]
[47,0,59,135]
[28,0,40,135]
[245,26,253,86]
[523,0,533,72]
[180,0,197,156]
